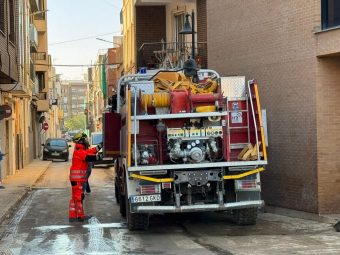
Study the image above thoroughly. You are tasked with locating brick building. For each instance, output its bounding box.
[207,0,340,214]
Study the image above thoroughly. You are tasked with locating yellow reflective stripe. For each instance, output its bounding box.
[131,168,264,182]
[130,174,173,183]
[71,170,87,173]
[223,167,265,180]
[70,175,86,179]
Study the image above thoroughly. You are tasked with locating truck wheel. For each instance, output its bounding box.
[126,196,149,230]
[119,194,126,217]
[232,208,257,225]
[115,181,120,204]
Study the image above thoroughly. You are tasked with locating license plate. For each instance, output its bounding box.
[130,194,161,203]
[51,152,60,156]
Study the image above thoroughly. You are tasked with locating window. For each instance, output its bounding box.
[36,72,45,92]
[174,13,185,51]
[0,0,5,32]
[322,0,340,29]
[9,0,15,42]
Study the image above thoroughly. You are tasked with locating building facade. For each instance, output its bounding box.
[61,80,88,120]
[0,0,20,181]
[207,0,340,214]
[0,0,58,181]
[121,0,208,74]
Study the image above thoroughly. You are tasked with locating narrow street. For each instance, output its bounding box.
[0,160,339,255]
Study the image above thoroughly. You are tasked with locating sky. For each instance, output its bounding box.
[48,0,122,80]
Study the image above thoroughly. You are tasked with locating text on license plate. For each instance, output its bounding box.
[130,194,161,203]
[52,152,60,156]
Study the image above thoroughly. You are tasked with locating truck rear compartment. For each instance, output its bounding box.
[110,71,268,230]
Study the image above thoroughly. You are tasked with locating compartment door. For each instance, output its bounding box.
[103,112,121,158]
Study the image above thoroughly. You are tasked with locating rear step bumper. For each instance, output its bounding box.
[135,200,264,213]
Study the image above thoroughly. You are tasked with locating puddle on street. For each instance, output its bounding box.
[0,217,133,255]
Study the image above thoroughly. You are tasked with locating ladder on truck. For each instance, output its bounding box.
[223,77,266,163]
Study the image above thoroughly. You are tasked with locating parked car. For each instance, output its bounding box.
[42,138,70,161]
[61,132,72,142]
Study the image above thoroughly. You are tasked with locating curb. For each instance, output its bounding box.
[264,205,340,225]
[0,161,52,224]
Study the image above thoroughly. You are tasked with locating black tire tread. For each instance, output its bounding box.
[115,182,120,204]
[120,194,126,217]
[127,212,149,231]
[232,208,257,225]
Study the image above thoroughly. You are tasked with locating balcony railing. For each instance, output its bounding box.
[137,41,207,70]
[29,24,38,52]
[31,52,47,62]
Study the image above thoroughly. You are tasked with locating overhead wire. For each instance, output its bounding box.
[49,32,121,46]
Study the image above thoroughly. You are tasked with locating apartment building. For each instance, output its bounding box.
[207,0,340,214]
[0,0,56,180]
[121,0,207,74]
[0,0,20,181]
[61,80,88,119]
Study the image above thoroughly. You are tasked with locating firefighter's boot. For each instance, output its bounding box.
[77,215,93,222]
[69,199,77,222]
[76,201,85,221]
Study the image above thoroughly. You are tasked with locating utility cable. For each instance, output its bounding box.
[49,32,121,46]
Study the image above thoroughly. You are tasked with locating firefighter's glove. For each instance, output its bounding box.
[96,142,103,152]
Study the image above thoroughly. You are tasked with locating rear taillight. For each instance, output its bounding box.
[235,179,260,191]
[139,184,161,195]
[162,182,171,189]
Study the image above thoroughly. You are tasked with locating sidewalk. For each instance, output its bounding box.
[265,205,340,225]
[0,159,51,223]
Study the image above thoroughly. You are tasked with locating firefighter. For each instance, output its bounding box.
[69,132,102,222]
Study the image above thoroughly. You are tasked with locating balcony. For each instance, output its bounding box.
[31,52,47,62]
[30,24,38,52]
[137,41,207,70]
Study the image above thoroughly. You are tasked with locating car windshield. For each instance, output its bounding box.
[49,140,67,147]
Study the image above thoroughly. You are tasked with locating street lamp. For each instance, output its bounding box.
[179,10,196,60]
[96,38,121,48]
[30,9,49,17]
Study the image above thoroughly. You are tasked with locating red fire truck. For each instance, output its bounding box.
[103,69,268,230]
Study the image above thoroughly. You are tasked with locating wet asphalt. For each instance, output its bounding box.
[0,160,340,254]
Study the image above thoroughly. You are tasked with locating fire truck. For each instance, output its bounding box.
[103,68,268,230]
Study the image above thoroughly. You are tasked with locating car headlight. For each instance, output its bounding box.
[44,148,49,152]
[62,149,68,153]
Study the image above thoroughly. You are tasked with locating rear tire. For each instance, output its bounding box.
[126,195,149,230]
[115,179,120,204]
[119,194,126,217]
[232,208,257,225]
